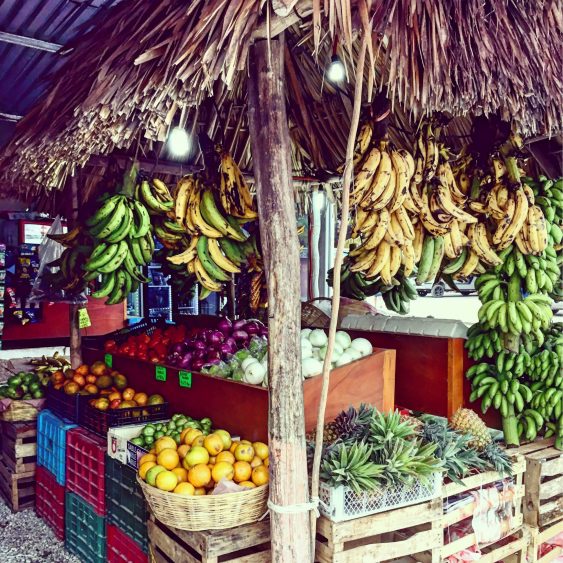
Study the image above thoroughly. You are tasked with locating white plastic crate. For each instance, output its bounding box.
[318,472,442,522]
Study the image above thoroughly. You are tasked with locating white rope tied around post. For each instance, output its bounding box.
[267,496,320,517]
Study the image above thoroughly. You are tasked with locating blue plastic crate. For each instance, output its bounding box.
[105,455,148,552]
[37,409,77,486]
[65,492,106,563]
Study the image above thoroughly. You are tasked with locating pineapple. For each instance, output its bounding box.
[306,421,339,444]
[450,408,492,450]
[399,413,424,435]
[333,404,373,442]
[481,441,513,476]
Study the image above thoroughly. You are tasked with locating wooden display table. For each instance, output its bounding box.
[82,346,395,442]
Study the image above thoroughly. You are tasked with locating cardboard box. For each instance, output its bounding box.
[107,422,166,466]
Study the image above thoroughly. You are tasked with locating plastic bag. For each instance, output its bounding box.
[30,217,87,304]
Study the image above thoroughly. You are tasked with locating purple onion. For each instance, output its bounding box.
[193,349,205,360]
[171,342,186,355]
[207,330,225,345]
[232,319,247,331]
[245,322,260,335]
[232,330,249,344]
[219,342,235,355]
[191,359,205,371]
[207,350,221,362]
[259,328,268,338]
[192,340,206,351]
[225,337,237,350]
[217,317,233,334]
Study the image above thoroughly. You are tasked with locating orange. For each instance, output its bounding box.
[172,467,189,483]
[138,453,157,467]
[157,449,180,470]
[238,481,256,489]
[122,387,136,401]
[183,429,203,446]
[180,428,191,443]
[212,461,234,483]
[229,441,240,454]
[234,444,254,462]
[203,434,224,456]
[264,457,269,468]
[149,448,156,455]
[192,435,205,447]
[177,445,190,459]
[146,465,166,486]
[188,464,211,488]
[209,456,217,465]
[184,446,209,468]
[193,487,206,496]
[253,442,269,460]
[133,392,148,406]
[173,482,195,495]
[214,429,232,450]
[251,466,269,486]
[139,461,156,481]
[233,461,252,483]
[155,437,177,454]
[216,451,235,464]
[155,470,178,492]
[240,440,252,445]
[250,455,263,468]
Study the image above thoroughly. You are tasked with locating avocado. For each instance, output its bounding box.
[7,375,22,387]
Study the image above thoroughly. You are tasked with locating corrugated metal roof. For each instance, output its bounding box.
[0,0,121,126]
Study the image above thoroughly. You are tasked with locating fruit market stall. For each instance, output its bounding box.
[0,0,561,561]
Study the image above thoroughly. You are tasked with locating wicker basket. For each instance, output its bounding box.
[0,399,45,422]
[137,476,268,531]
[301,297,371,328]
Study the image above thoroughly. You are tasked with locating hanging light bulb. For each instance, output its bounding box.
[167,126,191,158]
[326,54,346,84]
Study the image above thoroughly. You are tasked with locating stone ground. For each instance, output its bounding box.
[0,497,79,563]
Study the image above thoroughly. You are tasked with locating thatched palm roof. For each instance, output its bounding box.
[1,0,561,200]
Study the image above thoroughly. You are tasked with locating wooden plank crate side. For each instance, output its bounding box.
[0,421,37,472]
[147,517,271,563]
[526,519,563,563]
[0,457,35,511]
[478,531,528,563]
[523,447,563,528]
[315,498,443,563]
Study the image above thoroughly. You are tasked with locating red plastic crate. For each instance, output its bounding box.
[66,428,106,515]
[107,524,148,563]
[35,466,65,541]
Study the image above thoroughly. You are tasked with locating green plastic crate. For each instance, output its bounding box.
[105,454,148,552]
[65,492,106,563]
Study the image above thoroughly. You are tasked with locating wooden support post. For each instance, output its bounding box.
[69,176,82,368]
[248,36,312,562]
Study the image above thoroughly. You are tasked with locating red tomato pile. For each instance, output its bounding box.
[104,325,187,363]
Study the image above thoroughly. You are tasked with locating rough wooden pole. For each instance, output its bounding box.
[309,33,368,554]
[248,36,312,562]
[69,175,82,368]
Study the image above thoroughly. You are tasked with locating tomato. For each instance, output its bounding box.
[120,345,130,354]
[104,340,117,352]
[140,333,151,345]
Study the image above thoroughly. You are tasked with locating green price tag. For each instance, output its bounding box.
[179,371,192,388]
[104,353,113,368]
[155,365,167,382]
[78,308,91,329]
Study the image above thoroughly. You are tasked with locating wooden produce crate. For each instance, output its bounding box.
[83,346,395,442]
[515,438,563,529]
[526,519,563,563]
[0,420,37,473]
[315,498,443,562]
[437,454,526,560]
[147,515,271,563]
[0,456,35,511]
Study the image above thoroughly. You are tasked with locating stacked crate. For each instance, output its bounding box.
[0,419,37,511]
[35,409,76,537]
[105,454,149,560]
[518,439,563,563]
[64,427,107,563]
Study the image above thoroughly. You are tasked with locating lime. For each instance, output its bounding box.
[167,421,176,430]
[143,425,156,437]
[154,431,164,440]
[130,437,145,447]
[144,436,155,446]
[156,424,163,431]
[32,390,44,399]
[172,413,181,421]
[172,432,181,445]
[200,418,212,427]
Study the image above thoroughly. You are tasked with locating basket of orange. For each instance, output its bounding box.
[136,428,269,531]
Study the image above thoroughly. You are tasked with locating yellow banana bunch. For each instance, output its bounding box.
[217,148,257,220]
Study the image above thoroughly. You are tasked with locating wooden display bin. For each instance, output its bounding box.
[82,346,395,442]
[315,498,443,562]
[436,454,525,561]
[526,519,563,563]
[147,514,270,563]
